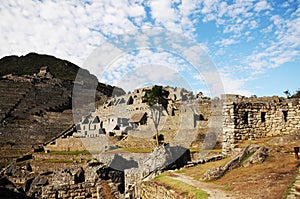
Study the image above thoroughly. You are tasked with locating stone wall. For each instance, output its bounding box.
[44,137,86,151]
[135,181,183,199]
[41,182,102,199]
[222,94,300,154]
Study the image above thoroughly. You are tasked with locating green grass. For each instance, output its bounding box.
[282,175,297,199]
[42,159,74,163]
[0,155,23,158]
[153,173,209,199]
[45,150,90,155]
[222,185,233,191]
[189,148,223,153]
[119,147,153,153]
[241,151,255,163]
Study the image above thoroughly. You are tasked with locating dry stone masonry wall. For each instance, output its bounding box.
[222,94,300,154]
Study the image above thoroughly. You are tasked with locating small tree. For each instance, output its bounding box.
[283,90,291,98]
[143,85,169,146]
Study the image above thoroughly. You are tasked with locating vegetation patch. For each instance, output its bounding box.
[282,175,297,199]
[45,150,90,155]
[153,172,209,199]
[42,159,74,163]
[189,148,223,153]
[120,147,153,153]
[222,185,233,191]
[241,151,255,163]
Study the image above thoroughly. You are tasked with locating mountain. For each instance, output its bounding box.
[0,52,125,96]
[0,53,125,148]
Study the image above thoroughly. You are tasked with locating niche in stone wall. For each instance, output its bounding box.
[243,111,249,124]
[261,112,266,122]
[282,111,288,122]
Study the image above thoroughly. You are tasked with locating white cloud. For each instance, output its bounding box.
[249,20,258,29]
[0,0,299,97]
[254,0,272,12]
[214,38,238,47]
[246,8,300,73]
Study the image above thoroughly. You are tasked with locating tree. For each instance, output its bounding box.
[142,85,169,146]
[283,90,291,98]
[292,89,300,98]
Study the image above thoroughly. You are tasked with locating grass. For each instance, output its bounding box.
[282,175,297,199]
[177,157,232,181]
[222,185,233,191]
[153,172,209,199]
[42,159,74,163]
[45,150,90,155]
[0,154,23,158]
[241,151,255,163]
[189,148,222,153]
[119,147,153,153]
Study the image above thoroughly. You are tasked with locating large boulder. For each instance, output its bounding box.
[141,145,190,172]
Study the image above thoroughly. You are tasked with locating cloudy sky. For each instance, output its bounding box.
[0,0,299,97]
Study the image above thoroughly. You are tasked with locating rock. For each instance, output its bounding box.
[202,145,268,181]
[31,175,48,187]
[242,146,268,167]
[141,145,190,172]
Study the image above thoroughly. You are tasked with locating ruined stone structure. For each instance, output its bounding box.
[137,181,183,199]
[222,94,300,154]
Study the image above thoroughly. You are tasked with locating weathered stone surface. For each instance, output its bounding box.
[222,94,300,155]
[242,146,268,167]
[125,145,190,197]
[203,145,268,181]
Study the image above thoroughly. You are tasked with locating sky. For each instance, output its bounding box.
[0,0,299,97]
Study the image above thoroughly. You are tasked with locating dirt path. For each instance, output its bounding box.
[167,173,235,199]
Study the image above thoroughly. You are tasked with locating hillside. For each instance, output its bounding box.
[0,53,125,96]
[0,53,125,149]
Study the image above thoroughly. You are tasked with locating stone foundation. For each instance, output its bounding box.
[136,181,183,199]
[41,182,101,199]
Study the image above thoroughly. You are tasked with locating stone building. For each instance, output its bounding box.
[38,66,48,76]
[73,114,104,138]
[128,112,148,128]
[222,94,300,154]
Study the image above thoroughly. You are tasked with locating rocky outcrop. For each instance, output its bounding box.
[125,145,190,197]
[203,145,268,181]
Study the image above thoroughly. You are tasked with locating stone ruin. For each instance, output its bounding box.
[222,94,300,154]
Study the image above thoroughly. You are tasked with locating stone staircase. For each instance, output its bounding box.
[287,167,300,199]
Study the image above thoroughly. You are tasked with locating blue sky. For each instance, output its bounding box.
[0,0,299,97]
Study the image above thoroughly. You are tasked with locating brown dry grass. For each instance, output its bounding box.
[181,136,300,199]
[214,152,299,199]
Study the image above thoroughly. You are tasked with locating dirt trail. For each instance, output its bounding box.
[167,173,235,199]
